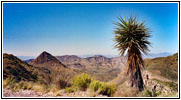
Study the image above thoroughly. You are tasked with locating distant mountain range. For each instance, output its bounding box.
[143,52,173,58]
[18,52,173,60]
[55,55,127,81]
[17,56,36,60]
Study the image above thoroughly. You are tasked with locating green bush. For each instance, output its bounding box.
[97,82,116,97]
[67,73,116,97]
[145,90,152,97]
[71,73,92,91]
[89,79,116,97]
[89,80,102,92]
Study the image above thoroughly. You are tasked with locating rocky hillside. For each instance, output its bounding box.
[144,53,178,81]
[3,53,37,82]
[56,55,126,69]
[56,55,126,81]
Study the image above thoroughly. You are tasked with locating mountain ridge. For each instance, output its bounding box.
[19,52,174,61]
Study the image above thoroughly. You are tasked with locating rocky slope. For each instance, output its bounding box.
[144,53,178,81]
[56,55,126,70]
[3,53,37,82]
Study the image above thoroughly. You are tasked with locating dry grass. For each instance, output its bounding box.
[3,79,10,88]
[113,81,139,97]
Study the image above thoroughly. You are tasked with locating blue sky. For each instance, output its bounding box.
[3,3,178,56]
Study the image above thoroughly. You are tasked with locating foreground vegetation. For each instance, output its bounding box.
[65,73,116,97]
[3,73,116,97]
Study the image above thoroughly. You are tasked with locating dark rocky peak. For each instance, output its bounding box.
[32,51,60,64]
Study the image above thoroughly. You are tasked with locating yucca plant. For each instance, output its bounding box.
[113,16,151,91]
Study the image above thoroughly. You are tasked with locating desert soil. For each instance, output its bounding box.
[3,89,107,97]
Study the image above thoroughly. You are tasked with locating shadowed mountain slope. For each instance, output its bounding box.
[3,53,37,82]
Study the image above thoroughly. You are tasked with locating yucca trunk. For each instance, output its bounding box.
[127,46,144,91]
[129,65,144,91]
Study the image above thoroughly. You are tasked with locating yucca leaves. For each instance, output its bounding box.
[114,16,151,56]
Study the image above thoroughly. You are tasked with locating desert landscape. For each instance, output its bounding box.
[3,51,178,97]
[2,2,178,98]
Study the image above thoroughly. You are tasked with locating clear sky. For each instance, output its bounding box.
[3,3,178,56]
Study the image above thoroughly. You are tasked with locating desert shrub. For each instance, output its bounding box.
[137,89,161,97]
[159,92,178,97]
[46,84,60,93]
[58,80,67,89]
[56,78,71,89]
[145,90,152,97]
[3,80,9,88]
[3,78,13,88]
[3,77,47,93]
[32,83,46,92]
[89,79,116,97]
[71,73,92,91]
[3,78,17,90]
[89,80,102,92]
[162,81,178,91]
[69,73,116,96]
[97,82,116,97]
[65,87,76,93]
[12,81,34,90]
[7,81,26,91]
[153,79,178,91]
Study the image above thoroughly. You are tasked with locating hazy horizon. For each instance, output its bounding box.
[13,52,174,60]
[3,3,178,56]
[3,51,175,57]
